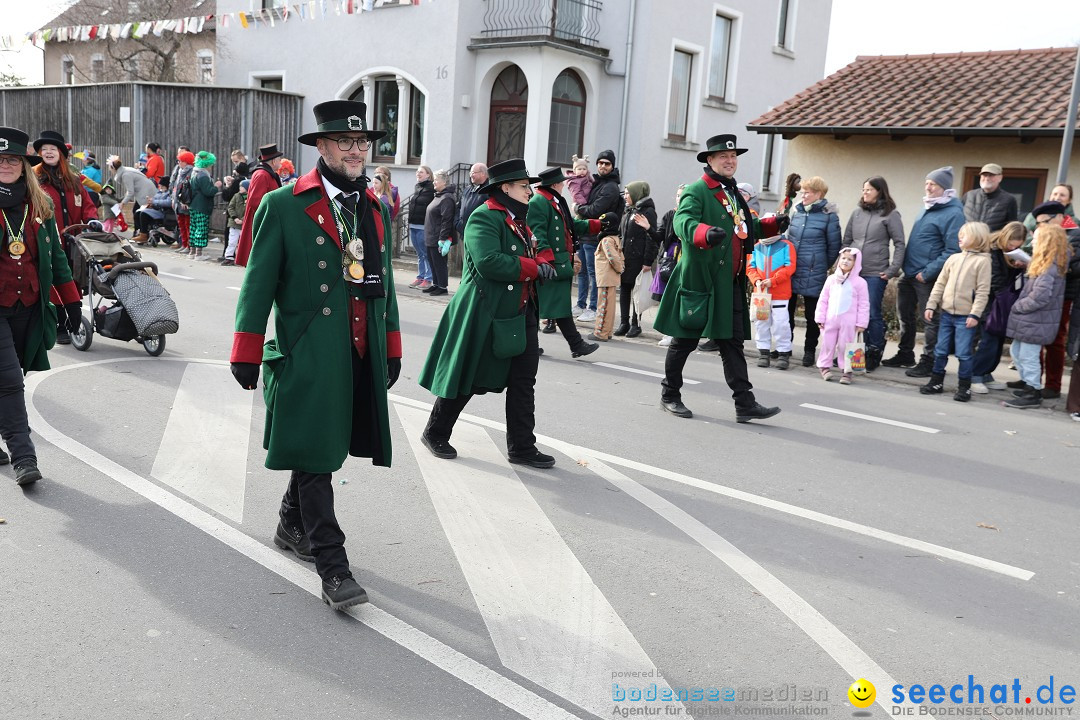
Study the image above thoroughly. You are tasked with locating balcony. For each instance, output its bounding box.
[471,0,608,59]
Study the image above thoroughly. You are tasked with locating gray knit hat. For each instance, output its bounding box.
[926,166,953,190]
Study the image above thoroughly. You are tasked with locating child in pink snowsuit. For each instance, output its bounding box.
[815,247,870,384]
[565,155,594,210]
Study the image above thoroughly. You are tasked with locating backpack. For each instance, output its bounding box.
[176,176,193,205]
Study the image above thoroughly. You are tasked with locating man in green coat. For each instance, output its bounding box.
[527,166,609,358]
[418,159,561,469]
[230,100,401,611]
[653,134,787,423]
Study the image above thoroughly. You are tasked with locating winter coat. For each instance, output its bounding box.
[527,187,597,318]
[618,196,659,281]
[150,188,173,211]
[842,205,905,278]
[408,179,435,225]
[962,187,1018,232]
[566,174,593,207]
[815,247,870,330]
[0,208,82,372]
[424,185,457,248]
[1006,263,1065,345]
[903,197,965,282]
[595,234,625,286]
[170,165,192,216]
[788,198,842,297]
[653,172,783,340]
[747,237,797,301]
[1064,223,1080,301]
[227,192,247,226]
[81,164,102,187]
[419,199,546,399]
[113,165,156,206]
[231,168,400,473]
[235,166,282,267]
[144,153,165,184]
[926,249,992,318]
[456,183,485,235]
[38,176,97,233]
[189,169,218,215]
[576,169,622,246]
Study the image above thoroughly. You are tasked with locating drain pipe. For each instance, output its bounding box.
[616,0,636,166]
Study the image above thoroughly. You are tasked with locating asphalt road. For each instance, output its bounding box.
[2,244,1077,720]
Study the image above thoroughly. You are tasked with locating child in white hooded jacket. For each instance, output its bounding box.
[815,247,870,384]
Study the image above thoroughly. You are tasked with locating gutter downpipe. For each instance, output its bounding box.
[1057,47,1080,185]
[616,0,636,166]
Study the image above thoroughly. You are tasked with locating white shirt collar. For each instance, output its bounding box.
[320,172,359,204]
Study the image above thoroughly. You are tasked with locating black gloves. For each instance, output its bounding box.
[599,213,618,234]
[536,262,557,281]
[64,303,83,333]
[705,226,727,248]
[386,357,401,389]
[775,214,790,234]
[231,362,260,390]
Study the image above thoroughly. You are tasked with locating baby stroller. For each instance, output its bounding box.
[137,204,179,247]
[64,224,180,356]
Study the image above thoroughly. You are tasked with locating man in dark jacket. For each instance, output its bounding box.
[1030,201,1080,398]
[456,163,488,235]
[962,163,1018,232]
[574,149,623,322]
[882,166,965,376]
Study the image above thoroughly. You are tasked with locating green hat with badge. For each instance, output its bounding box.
[478,159,541,194]
[0,127,42,166]
[696,133,749,163]
[298,100,387,146]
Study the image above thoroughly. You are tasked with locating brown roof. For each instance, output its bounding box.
[748,47,1080,139]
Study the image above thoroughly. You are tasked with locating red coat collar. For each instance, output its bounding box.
[292,167,322,195]
[484,198,532,241]
[702,173,722,189]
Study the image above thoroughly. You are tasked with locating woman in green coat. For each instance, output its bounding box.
[187,151,220,260]
[527,166,605,358]
[418,159,560,469]
[0,126,84,486]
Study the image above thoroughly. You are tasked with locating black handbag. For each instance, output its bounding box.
[658,245,680,283]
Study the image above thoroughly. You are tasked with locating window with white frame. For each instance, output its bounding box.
[761,135,776,193]
[91,54,105,83]
[708,13,734,100]
[61,56,74,85]
[196,50,214,85]
[667,49,693,141]
[776,0,794,49]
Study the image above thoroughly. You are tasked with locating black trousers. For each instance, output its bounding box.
[662,287,755,409]
[427,246,449,290]
[425,302,541,455]
[788,295,820,352]
[554,316,586,351]
[618,281,639,326]
[0,303,37,464]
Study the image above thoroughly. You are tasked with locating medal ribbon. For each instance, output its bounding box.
[1,209,26,257]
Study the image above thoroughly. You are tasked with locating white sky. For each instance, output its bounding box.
[3,1,1080,84]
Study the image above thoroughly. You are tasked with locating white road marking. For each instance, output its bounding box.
[390,394,1034,581]
[593,361,701,384]
[800,403,941,434]
[157,271,194,280]
[151,363,252,523]
[397,405,678,719]
[572,454,906,716]
[226,286,242,291]
[26,358,582,720]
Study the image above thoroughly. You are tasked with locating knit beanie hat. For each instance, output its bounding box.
[597,149,616,166]
[736,182,757,199]
[572,154,589,171]
[626,180,650,204]
[240,179,250,190]
[177,150,195,164]
[926,166,953,190]
[194,150,216,169]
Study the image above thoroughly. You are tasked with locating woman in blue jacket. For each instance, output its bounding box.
[786,175,841,365]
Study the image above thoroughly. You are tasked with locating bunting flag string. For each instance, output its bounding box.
[4,0,425,50]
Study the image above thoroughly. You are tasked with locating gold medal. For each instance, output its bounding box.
[74,195,82,207]
[735,222,748,240]
[348,239,364,261]
[347,261,365,280]
[8,240,25,256]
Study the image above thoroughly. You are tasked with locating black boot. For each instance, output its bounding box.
[56,325,71,345]
[919,372,945,394]
[953,378,971,402]
[776,352,791,370]
[757,349,770,368]
[881,351,916,368]
[1004,388,1042,409]
[321,573,368,610]
[613,322,630,337]
[274,521,315,562]
[14,459,41,486]
[735,403,781,423]
[865,347,882,373]
[801,348,816,367]
[625,322,642,338]
[661,396,693,418]
[906,357,933,378]
[541,318,556,334]
[571,340,599,358]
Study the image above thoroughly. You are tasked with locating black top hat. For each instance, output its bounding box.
[0,127,42,166]
[536,167,569,188]
[696,134,749,163]
[298,100,387,146]
[478,159,541,194]
[1032,201,1067,218]
[258,143,283,162]
[33,129,69,156]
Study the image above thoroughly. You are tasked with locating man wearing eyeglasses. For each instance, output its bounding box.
[574,149,623,323]
[230,100,402,612]
[234,142,284,267]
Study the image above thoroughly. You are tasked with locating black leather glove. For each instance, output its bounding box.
[775,214,791,234]
[599,212,619,234]
[64,303,83,333]
[231,362,260,390]
[386,357,401,389]
[536,262,557,281]
[705,226,727,248]
[87,220,103,232]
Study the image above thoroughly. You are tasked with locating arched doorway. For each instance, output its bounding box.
[488,65,528,166]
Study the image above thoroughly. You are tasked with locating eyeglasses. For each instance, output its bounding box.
[1035,216,1059,225]
[596,160,612,166]
[330,136,371,151]
[0,156,23,167]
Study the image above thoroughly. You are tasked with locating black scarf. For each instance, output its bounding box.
[42,164,72,228]
[0,180,27,244]
[318,157,384,299]
[704,165,756,258]
[489,189,531,243]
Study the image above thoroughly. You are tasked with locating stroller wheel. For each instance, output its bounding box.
[142,334,166,357]
[71,316,93,351]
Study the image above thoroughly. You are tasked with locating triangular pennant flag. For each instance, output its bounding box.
[238,12,249,28]
[80,25,91,41]
[151,20,164,36]
[88,25,99,40]
[120,22,132,38]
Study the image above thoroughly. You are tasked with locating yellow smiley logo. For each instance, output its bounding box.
[848,678,876,709]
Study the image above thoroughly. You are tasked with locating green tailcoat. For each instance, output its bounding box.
[526,188,594,318]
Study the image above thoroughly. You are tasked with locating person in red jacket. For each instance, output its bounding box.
[235,143,284,267]
[33,131,98,345]
[144,142,165,184]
